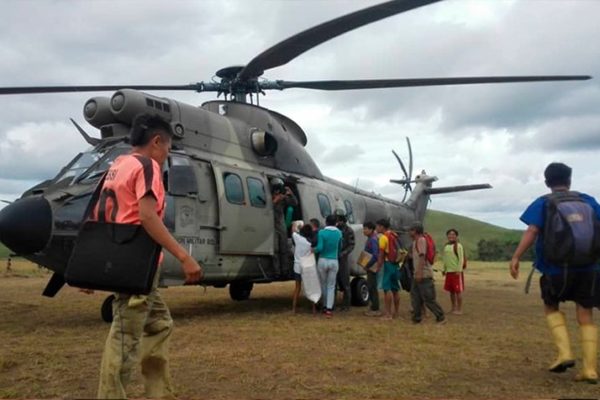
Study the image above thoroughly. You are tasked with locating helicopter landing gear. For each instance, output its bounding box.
[350,277,369,307]
[101,294,115,323]
[229,281,254,301]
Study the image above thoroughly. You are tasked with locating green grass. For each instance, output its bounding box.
[425,209,522,259]
[1,260,599,399]
[0,243,9,259]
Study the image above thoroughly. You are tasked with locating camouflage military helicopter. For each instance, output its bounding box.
[0,0,590,321]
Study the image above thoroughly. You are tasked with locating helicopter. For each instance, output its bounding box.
[0,0,591,321]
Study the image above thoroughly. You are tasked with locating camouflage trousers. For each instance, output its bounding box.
[97,278,174,399]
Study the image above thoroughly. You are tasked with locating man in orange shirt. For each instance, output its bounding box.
[95,114,203,399]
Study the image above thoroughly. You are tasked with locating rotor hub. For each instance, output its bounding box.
[216,65,246,80]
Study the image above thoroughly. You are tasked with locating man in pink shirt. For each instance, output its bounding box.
[95,114,203,399]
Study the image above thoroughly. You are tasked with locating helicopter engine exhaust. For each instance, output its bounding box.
[83,97,117,128]
[250,129,278,156]
[110,89,172,125]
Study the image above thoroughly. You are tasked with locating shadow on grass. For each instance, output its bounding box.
[170,293,298,320]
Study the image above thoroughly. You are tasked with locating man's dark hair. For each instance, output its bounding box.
[376,219,390,229]
[130,113,173,146]
[309,218,320,229]
[409,222,424,234]
[325,214,337,226]
[446,228,459,236]
[363,221,375,230]
[544,162,572,188]
[299,224,313,240]
[337,214,347,223]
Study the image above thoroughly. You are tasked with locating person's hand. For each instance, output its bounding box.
[273,193,284,204]
[181,255,203,283]
[509,257,520,280]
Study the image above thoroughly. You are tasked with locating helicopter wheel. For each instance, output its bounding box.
[229,281,254,301]
[101,294,115,323]
[350,277,369,307]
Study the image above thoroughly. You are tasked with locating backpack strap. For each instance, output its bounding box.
[524,265,536,294]
[81,172,109,223]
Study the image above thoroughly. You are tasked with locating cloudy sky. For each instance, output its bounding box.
[1,0,599,229]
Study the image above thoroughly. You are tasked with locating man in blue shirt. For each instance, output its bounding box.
[510,162,600,384]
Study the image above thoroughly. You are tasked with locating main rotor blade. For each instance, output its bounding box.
[274,75,591,91]
[0,83,219,95]
[238,0,440,81]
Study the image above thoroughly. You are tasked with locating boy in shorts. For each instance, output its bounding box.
[510,162,600,383]
[375,219,400,320]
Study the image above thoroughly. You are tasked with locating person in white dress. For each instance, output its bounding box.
[291,221,314,313]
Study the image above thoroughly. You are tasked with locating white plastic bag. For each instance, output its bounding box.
[300,253,321,303]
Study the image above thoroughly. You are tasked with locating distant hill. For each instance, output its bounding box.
[0,243,9,259]
[424,209,522,259]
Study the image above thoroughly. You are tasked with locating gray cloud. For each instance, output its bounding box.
[1,0,599,229]
[512,115,600,152]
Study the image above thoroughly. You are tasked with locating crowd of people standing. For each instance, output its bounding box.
[291,214,467,324]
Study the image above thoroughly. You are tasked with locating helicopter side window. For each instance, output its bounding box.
[223,172,245,205]
[344,199,355,224]
[247,177,267,208]
[317,193,332,218]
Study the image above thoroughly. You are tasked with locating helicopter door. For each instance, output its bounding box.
[212,163,274,255]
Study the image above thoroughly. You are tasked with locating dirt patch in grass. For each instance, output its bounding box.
[0,260,597,398]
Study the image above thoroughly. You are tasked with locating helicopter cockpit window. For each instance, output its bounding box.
[317,193,332,218]
[247,177,267,208]
[76,145,131,184]
[223,172,245,205]
[52,149,108,186]
[344,199,355,224]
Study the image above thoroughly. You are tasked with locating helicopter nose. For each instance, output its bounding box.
[0,196,52,255]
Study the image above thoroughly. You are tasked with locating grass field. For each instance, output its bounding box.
[0,259,598,399]
[0,243,10,259]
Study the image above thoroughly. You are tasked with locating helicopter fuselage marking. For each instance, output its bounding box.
[176,236,217,246]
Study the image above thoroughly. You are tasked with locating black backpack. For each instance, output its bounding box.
[543,191,600,267]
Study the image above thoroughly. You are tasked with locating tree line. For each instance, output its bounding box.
[475,238,535,261]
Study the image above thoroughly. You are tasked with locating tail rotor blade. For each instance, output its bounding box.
[406,137,413,181]
[392,150,409,181]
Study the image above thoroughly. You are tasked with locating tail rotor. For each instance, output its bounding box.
[390,137,416,202]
